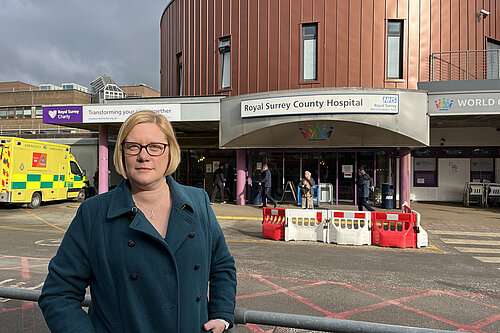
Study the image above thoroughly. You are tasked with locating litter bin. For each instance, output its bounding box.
[382,183,394,209]
[251,181,262,205]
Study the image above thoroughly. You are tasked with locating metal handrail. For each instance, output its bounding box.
[429,49,500,81]
[0,286,467,333]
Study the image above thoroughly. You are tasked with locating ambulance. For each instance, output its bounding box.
[0,136,89,208]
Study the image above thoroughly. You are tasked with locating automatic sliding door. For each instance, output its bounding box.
[338,152,355,205]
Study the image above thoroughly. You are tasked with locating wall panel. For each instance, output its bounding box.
[161,0,500,96]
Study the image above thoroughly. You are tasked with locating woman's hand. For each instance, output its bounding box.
[203,319,227,333]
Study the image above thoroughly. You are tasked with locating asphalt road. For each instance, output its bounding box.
[0,200,499,333]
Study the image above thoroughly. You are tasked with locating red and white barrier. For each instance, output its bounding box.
[326,211,371,245]
[262,207,286,240]
[285,209,327,242]
[371,202,427,248]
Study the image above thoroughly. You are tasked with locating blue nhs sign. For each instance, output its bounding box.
[383,96,398,103]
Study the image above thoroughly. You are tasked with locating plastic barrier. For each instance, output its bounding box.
[401,202,428,248]
[463,182,485,207]
[371,202,428,248]
[326,210,371,245]
[485,183,500,207]
[262,207,286,240]
[285,209,327,242]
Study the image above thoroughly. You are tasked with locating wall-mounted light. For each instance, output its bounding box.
[478,9,490,19]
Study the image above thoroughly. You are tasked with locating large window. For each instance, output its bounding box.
[387,20,404,79]
[302,23,317,81]
[177,52,182,96]
[218,37,231,89]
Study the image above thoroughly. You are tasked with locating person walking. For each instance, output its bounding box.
[211,163,226,204]
[357,166,375,211]
[38,111,237,333]
[300,170,315,209]
[259,164,277,208]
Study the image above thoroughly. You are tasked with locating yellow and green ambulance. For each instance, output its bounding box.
[0,136,89,208]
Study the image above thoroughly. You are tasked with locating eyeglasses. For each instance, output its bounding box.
[122,142,169,156]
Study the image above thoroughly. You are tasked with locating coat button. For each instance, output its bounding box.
[188,232,195,238]
[128,240,136,247]
[196,296,202,302]
[129,273,139,280]
[194,264,200,270]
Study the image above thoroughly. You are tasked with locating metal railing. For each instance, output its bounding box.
[429,49,500,81]
[0,286,466,333]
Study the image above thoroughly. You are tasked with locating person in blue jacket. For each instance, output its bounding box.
[38,110,237,333]
[259,164,277,208]
[357,166,375,212]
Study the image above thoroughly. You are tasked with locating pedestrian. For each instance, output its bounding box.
[259,164,277,208]
[211,163,226,204]
[224,162,235,202]
[93,167,99,196]
[357,166,375,211]
[300,170,315,209]
[38,110,237,333]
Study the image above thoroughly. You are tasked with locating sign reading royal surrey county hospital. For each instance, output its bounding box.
[240,93,399,118]
[82,104,181,123]
[430,92,500,115]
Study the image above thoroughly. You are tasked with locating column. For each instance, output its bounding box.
[236,149,246,205]
[98,124,109,194]
[399,148,411,207]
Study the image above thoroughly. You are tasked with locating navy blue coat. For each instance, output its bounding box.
[260,169,272,188]
[38,176,237,332]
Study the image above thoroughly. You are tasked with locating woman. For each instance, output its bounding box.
[38,111,237,332]
[299,171,315,209]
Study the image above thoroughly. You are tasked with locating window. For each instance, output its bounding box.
[302,23,317,81]
[218,37,231,89]
[412,148,437,187]
[177,52,183,96]
[387,20,403,79]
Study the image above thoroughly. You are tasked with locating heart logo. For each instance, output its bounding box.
[48,110,57,119]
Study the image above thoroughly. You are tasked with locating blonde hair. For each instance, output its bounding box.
[113,110,181,178]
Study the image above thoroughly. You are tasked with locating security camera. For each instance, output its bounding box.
[480,9,490,18]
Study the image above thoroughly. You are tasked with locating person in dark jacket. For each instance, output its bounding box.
[211,164,225,204]
[259,164,277,208]
[38,111,237,333]
[357,166,375,211]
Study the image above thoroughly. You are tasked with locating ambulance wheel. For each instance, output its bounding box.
[76,189,86,202]
[28,192,42,209]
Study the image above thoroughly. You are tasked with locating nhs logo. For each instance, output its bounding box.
[383,96,398,103]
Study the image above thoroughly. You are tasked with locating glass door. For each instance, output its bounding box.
[338,152,355,205]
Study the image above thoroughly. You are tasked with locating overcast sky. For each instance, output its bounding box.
[0,0,170,91]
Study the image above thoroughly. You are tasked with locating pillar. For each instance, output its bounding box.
[236,149,246,205]
[399,148,411,207]
[98,124,109,194]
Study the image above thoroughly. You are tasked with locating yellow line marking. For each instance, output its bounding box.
[473,257,500,263]
[217,216,261,221]
[428,230,500,237]
[440,238,500,246]
[428,244,446,254]
[0,226,63,233]
[455,247,500,254]
[22,209,66,233]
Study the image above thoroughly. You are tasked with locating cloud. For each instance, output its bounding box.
[0,0,168,90]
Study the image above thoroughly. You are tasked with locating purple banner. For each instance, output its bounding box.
[43,106,83,123]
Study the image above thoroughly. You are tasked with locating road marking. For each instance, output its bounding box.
[217,215,261,221]
[429,230,500,237]
[0,226,63,233]
[455,247,500,253]
[440,238,500,246]
[0,279,15,285]
[473,257,500,263]
[22,209,66,233]
[35,239,62,247]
